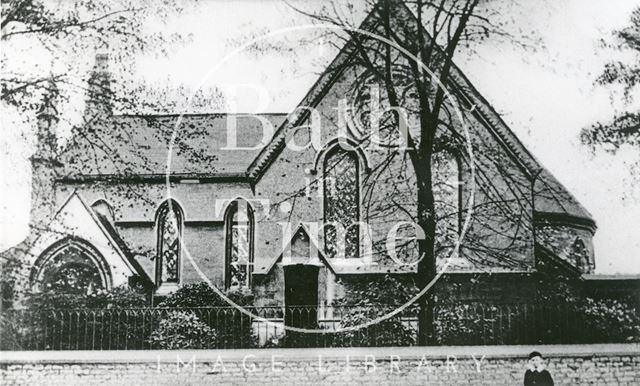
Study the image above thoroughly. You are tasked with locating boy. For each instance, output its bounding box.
[524,351,554,386]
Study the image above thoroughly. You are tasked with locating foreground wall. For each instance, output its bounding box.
[1,344,638,385]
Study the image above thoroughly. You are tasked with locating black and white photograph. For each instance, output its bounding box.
[0,0,639,384]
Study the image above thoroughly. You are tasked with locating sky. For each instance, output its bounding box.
[1,0,639,274]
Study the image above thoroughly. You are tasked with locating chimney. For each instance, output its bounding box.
[85,53,113,118]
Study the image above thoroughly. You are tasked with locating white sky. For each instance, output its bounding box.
[1,0,639,274]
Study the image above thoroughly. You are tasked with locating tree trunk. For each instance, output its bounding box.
[416,154,437,345]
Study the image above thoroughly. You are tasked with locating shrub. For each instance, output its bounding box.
[157,283,255,348]
[158,282,253,308]
[0,312,23,350]
[333,276,418,347]
[433,303,538,345]
[149,311,217,349]
[1,286,149,350]
[336,306,417,347]
[24,286,148,310]
[580,298,640,342]
[434,303,489,345]
[433,299,640,345]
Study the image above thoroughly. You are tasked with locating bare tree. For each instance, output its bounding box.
[267,0,537,344]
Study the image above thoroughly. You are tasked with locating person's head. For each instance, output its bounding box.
[528,351,544,369]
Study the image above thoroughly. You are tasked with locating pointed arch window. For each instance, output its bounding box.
[225,199,254,289]
[156,200,183,285]
[569,239,589,271]
[433,151,462,244]
[32,239,110,294]
[323,146,360,259]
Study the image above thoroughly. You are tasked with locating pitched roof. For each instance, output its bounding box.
[61,1,593,226]
[244,1,594,225]
[60,113,287,179]
[446,66,595,225]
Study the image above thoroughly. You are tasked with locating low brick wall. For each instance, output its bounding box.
[1,344,639,385]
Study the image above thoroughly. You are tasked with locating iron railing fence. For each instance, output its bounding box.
[0,305,416,350]
[0,302,636,350]
[433,302,588,345]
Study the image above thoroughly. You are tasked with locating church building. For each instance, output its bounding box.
[7,2,602,313]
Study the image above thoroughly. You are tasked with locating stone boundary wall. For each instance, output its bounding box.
[1,344,639,385]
